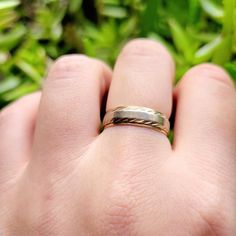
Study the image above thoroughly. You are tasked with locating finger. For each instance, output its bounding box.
[0,93,40,183]
[33,55,112,165]
[174,64,236,173]
[105,39,175,144]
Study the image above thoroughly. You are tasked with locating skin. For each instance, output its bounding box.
[0,39,235,236]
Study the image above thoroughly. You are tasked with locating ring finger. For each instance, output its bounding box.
[104,39,175,146]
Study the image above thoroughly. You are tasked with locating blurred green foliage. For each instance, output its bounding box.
[0,0,235,108]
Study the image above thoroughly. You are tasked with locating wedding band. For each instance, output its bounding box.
[103,106,170,135]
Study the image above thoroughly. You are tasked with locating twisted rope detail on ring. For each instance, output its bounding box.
[103,106,170,135]
[106,118,168,134]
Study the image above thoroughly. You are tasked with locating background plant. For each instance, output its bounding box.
[0,0,235,109]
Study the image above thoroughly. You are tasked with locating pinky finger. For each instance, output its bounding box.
[0,92,40,184]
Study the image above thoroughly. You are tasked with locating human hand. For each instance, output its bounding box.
[0,39,235,235]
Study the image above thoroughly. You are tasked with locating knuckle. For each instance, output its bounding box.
[48,54,97,80]
[182,63,234,88]
[121,38,172,60]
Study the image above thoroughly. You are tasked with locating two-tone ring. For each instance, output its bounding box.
[102,106,170,135]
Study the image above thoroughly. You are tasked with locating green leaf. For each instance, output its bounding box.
[69,0,82,13]
[102,0,120,5]
[194,36,222,64]
[0,76,20,94]
[1,83,39,102]
[0,24,26,49]
[102,5,128,18]
[0,51,8,64]
[222,0,236,35]
[213,0,235,64]
[188,0,200,23]
[141,0,159,36]
[0,0,20,11]
[212,35,233,64]
[168,19,194,63]
[224,62,236,82]
[0,10,18,29]
[15,60,42,84]
[199,0,223,20]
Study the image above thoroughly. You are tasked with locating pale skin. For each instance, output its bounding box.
[0,39,236,236]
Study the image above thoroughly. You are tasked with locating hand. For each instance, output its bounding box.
[0,39,235,236]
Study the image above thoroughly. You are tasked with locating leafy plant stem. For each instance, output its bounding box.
[213,0,235,64]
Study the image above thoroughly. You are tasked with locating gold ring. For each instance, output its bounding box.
[102,106,170,135]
